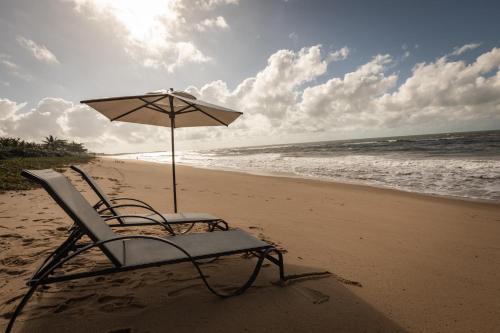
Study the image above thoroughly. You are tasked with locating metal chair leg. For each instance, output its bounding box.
[5,283,40,333]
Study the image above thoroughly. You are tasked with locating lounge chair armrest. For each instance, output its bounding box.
[98,203,160,216]
[108,197,156,210]
[103,215,175,235]
[97,203,156,215]
[97,204,174,233]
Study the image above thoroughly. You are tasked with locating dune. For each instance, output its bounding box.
[0,158,499,332]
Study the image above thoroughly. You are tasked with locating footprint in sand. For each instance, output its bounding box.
[110,278,130,286]
[97,295,146,312]
[248,226,263,231]
[0,233,23,239]
[171,275,205,283]
[53,293,97,313]
[1,255,32,266]
[167,283,203,297]
[0,267,28,276]
[21,237,36,246]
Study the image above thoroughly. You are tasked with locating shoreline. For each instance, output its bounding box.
[106,156,500,206]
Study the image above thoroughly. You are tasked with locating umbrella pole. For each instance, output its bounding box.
[170,116,178,213]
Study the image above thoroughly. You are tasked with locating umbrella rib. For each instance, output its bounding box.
[140,98,168,113]
[144,105,168,114]
[182,101,228,126]
[174,104,193,114]
[111,96,167,121]
[197,109,228,126]
[176,109,198,115]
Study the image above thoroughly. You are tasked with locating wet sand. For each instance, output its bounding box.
[1,158,499,332]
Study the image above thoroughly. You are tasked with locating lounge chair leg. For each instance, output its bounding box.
[250,249,286,281]
[269,249,286,281]
[205,220,228,232]
[32,229,82,280]
[214,220,229,231]
[194,247,283,298]
[177,223,196,234]
[5,283,39,333]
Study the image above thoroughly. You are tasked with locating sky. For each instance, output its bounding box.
[1,0,500,153]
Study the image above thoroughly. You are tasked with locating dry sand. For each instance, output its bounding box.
[1,158,499,332]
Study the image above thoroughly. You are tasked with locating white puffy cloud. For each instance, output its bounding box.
[292,54,397,131]
[0,98,26,136]
[16,36,60,64]
[186,44,500,140]
[196,16,229,31]
[67,0,233,72]
[378,47,500,126]
[189,45,331,122]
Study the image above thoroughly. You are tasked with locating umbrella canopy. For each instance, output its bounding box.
[81,91,242,128]
[81,90,242,212]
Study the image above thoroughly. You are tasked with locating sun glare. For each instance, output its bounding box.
[83,0,177,47]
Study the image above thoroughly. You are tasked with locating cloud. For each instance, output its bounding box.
[196,16,229,31]
[189,45,331,122]
[3,45,500,152]
[378,47,500,126]
[327,46,350,62]
[0,54,34,81]
[16,36,60,64]
[68,0,233,72]
[449,43,481,56]
[0,98,27,136]
[187,45,500,140]
[143,41,211,72]
[291,54,397,131]
[0,97,168,152]
[196,0,239,10]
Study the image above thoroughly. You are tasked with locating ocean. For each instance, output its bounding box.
[115,130,500,202]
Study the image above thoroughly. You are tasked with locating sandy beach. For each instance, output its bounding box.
[1,158,499,332]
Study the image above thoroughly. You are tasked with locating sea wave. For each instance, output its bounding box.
[113,131,500,202]
[115,151,500,202]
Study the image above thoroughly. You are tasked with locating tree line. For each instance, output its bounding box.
[0,135,91,159]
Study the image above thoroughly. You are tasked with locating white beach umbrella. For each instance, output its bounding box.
[81,90,242,213]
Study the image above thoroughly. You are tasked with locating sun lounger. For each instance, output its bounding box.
[6,169,285,333]
[70,165,228,233]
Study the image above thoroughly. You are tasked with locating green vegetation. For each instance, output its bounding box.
[0,136,94,191]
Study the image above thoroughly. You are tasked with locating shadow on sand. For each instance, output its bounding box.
[5,256,408,333]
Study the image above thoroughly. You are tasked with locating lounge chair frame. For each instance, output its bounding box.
[71,165,228,233]
[6,170,285,333]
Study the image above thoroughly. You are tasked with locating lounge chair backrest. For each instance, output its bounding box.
[70,165,122,219]
[22,169,124,267]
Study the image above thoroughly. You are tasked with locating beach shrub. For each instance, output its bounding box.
[0,136,95,191]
